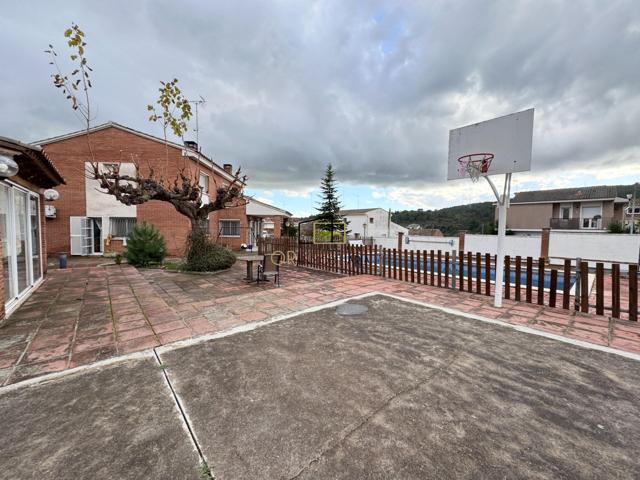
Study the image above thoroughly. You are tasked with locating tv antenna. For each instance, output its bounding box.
[188,96,206,150]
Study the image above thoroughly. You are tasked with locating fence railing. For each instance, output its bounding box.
[260,241,640,322]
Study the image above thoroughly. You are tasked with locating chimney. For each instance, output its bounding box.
[223,164,233,174]
[184,140,198,151]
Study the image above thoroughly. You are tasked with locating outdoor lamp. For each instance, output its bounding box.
[44,189,60,201]
[0,153,19,178]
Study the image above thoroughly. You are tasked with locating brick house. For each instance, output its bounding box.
[39,122,255,257]
[498,185,635,233]
[1,136,65,322]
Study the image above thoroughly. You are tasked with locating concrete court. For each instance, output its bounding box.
[2,294,640,479]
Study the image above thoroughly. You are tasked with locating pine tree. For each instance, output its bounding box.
[316,164,342,222]
[316,164,345,242]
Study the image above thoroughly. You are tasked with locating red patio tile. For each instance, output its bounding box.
[117,335,160,354]
[117,326,155,342]
[153,320,187,334]
[158,328,192,344]
[73,333,115,353]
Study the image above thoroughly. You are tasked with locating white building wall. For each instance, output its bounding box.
[344,208,408,238]
[85,162,137,218]
[548,232,640,264]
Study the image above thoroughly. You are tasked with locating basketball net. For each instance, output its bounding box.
[458,153,494,183]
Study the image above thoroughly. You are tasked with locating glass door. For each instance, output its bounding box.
[1,182,42,311]
[29,195,42,282]
[0,183,13,303]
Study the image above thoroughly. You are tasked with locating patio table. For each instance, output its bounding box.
[237,254,264,282]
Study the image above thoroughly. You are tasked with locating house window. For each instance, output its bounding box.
[369,218,374,224]
[581,205,602,229]
[110,217,136,238]
[219,219,240,237]
[199,173,209,194]
[560,205,572,220]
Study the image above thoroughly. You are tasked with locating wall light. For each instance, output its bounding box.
[0,154,19,178]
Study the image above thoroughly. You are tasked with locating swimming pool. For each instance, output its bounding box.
[353,254,577,291]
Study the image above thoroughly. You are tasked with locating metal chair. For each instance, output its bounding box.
[257,253,281,286]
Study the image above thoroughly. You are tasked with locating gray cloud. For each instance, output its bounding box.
[1,0,639,190]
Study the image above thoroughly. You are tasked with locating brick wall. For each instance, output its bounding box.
[42,126,248,256]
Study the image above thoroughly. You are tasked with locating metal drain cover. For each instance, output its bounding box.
[336,303,369,316]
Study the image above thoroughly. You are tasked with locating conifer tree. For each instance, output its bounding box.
[315,164,345,242]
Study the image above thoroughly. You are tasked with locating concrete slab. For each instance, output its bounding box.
[160,295,640,479]
[0,357,201,480]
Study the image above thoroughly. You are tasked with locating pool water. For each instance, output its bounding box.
[353,255,576,291]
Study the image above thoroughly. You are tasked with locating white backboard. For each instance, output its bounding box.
[447,108,534,180]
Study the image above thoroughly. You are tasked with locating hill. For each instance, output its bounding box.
[392,202,495,236]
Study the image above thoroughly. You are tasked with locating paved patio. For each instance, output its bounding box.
[2,295,639,479]
[1,261,640,386]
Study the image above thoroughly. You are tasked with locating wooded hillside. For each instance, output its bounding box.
[392,202,495,236]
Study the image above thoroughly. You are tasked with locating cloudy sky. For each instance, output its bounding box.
[1,1,639,216]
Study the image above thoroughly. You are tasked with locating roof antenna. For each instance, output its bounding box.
[188,96,206,151]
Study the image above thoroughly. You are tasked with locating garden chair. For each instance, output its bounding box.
[257,253,281,286]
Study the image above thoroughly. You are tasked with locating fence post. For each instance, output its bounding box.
[537,257,545,306]
[397,232,404,253]
[630,264,638,321]
[458,231,466,253]
[574,258,582,311]
[540,228,550,259]
[612,263,621,318]
[595,263,604,315]
[451,250,457,289]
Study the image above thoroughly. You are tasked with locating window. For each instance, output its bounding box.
[110,217,136,238]
[560,205,572,220]
[219,219,240,237]
[199,173,209,194]
[369,218,374,224]
[581,205,602,229]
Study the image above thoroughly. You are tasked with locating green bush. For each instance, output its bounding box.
[608,221,625,234]
[123,222,166,267]
[184,232,236,272]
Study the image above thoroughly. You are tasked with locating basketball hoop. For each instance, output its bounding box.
[457,153,494,182]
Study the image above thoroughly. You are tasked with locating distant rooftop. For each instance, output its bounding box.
[511,184,638,204]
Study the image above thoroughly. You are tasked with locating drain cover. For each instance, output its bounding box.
[336,303,369,316]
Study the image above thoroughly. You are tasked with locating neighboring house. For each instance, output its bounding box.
[245,198,292,245]
[407,223,422,230]
[340,208,408,239]
[0,136,65,321]
[500,184,635,232]
[38,122,249,256]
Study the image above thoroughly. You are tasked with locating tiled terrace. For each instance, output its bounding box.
[1,262,639,386]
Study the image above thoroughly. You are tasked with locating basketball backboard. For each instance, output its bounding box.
[447,108,534,181]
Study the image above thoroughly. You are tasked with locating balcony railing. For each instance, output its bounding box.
[550,218,580,229]
[550,217,615,230]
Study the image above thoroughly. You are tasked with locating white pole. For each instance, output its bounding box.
[493,173,511,308]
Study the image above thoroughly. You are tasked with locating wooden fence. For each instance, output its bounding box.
[257,240,639,322]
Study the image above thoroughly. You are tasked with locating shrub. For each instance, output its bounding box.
[184,232,236,272]
[114,253,123,265]
[123,222,166,267]
[608,221,625,234]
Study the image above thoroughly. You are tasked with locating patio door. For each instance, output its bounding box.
[1,181,43,311]
[70,217,102,255]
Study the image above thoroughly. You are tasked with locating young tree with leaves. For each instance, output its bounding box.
[46,24,246,244]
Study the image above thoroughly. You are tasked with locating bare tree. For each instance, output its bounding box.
[46,23,246,240]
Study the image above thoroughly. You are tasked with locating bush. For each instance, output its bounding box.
[123,222,166,267]
[184,232,236,272]
[608,221,625,234]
